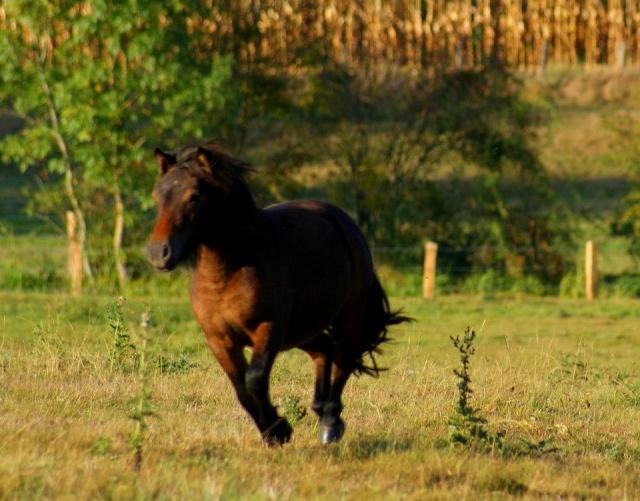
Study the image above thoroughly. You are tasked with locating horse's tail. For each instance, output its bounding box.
[354,275,412,377]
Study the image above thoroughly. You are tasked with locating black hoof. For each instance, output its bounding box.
[319,420,345,444]
[262,417,293,446]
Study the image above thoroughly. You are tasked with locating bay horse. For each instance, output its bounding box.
[147,142,410,445]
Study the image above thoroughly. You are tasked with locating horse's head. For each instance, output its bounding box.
[146,143,253,271]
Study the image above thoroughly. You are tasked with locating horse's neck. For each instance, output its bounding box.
[193,217,261,287]
[192,245,233,290]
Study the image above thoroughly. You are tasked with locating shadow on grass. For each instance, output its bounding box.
[332,434,416,460]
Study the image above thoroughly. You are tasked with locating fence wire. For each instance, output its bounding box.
[2,215,638,296]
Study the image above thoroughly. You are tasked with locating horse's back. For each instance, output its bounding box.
[263,200,374,339]
[264,200,373,275]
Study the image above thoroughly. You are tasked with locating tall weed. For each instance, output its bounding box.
[448,327,499,449]
[129,310,155,471]
[107,296,138,372]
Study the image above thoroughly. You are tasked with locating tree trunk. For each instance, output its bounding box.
[113,187,127,290]
[37,39,94,288]
[66,211,83,296]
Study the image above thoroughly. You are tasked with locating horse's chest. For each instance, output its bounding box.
[190,268,262,340]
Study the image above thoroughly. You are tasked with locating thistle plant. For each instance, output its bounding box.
[107,296,138,371]
[449,327,498,449]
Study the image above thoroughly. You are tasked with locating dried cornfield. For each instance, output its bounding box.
[186,0,640,71]
[4,1,639,71]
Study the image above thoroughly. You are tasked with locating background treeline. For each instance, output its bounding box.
[1,1,639,297]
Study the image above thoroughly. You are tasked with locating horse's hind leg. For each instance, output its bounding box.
[317,307,365,444]
[300,334,334,419]
[318,364,351,444]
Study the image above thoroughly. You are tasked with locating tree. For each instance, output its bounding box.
[292,63,571,285]
[0,0,237,290]
[298,64,448,244]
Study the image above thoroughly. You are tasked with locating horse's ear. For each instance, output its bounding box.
[196,147,212,172]
[155,148,176,175]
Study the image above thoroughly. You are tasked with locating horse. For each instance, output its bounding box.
[146,142,410,445]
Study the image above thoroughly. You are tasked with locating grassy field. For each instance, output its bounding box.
[1,290,639,500]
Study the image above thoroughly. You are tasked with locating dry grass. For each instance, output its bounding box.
[536,66,640,179]
[1,292,640,499]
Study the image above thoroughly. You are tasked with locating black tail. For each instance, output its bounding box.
[354,275,412,377]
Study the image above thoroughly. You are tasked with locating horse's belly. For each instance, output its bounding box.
[284,271,351,342]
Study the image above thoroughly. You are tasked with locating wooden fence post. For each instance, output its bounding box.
[538,40,548,79]
[585,240,598,300]
[616,40,626,70]
[423,241,438,299]
[66,211,82,296]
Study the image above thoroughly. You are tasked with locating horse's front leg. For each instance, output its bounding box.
[245,322,293,445]
[204,338,262,430]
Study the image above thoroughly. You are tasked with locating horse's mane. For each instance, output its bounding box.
[175,142,253,193]
[173,142,259,234]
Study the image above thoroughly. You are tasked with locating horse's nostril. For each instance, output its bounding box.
[162,244,170,261]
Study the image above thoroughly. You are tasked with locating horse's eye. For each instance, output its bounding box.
[188,193,200,205]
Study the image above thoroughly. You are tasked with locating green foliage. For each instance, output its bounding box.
[281,395,307,428]
[0,1,238,281]
[558,270,583,298]
[0,229,67,291]
[283,64,572,289]
[0,262,66,292]
[602,274,640,298]
[435,173,575,288]
[107,296,138,371]
[91,435,112,457]
[613,189,640,262]
[603,110,640,262]
[427,69,550,175]
[155,351,198,374]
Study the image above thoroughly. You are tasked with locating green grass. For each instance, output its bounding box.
[1,291,640,499]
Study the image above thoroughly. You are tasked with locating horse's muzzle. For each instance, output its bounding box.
[146,240,175,271]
